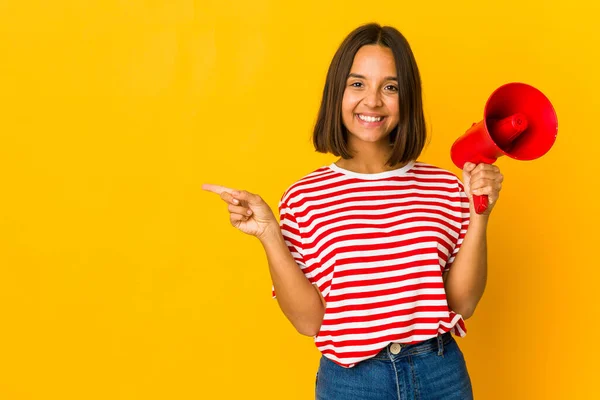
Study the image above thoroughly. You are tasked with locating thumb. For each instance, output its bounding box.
[463,162,477,173]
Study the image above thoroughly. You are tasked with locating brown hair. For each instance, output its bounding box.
[313,23,426,166]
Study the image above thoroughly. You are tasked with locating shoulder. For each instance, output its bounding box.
[279,165,336,208]
[411,161,463,187]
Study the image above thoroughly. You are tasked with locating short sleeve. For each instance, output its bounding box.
[271,197,309,298]
[444,180,471,272]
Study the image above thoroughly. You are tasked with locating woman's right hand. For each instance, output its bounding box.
[202,184,279,241]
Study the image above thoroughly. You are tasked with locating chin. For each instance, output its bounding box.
[352,130,389,143]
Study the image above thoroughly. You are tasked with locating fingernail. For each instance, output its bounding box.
[232,199,239,205]
[247,210,252,215]
[232,191,240,196]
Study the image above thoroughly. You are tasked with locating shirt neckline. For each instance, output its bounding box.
[328,161,415,180]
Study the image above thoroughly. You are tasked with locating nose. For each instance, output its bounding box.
[363,87,383,108]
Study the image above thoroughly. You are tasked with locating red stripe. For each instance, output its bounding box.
[302,229,454,261]
[318,317,447,337]
[325,281,444,302]
[322,305,450,325]
[292,190,464,215]
[331,270,442,290]
[305,217,460,251]
[316,326,452,349]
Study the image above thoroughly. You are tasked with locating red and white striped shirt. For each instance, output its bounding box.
[274,161,471,368]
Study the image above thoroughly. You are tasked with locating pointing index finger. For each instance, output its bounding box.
[202,184,236,195]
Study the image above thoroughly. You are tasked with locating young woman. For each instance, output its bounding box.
[204,23,503,400]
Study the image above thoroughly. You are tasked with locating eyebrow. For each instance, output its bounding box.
[347,73,398,81]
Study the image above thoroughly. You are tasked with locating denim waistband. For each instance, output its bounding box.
[372,331,454,360]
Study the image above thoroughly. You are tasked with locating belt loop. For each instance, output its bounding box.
[437,334,444,357]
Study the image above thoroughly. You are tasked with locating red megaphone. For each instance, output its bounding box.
[451,82,558,214]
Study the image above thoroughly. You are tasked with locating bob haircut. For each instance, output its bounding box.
[313,23,426,167]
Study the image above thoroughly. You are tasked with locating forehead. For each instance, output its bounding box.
[349,45,396,75]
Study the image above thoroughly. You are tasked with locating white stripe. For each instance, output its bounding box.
[326,287,447,308]
[280,228,301,243]
[331,264,440,284]
[302,207,461,240]
[321,311,451,332]
[302,222,456,258]
[332,265,441,284]
[334,246,442,269]
[282,172,346,203]
[307,255,439,289]
[303,230,452,260]
[328,276,442,296]
[321,299,449,319]
[292,179,459,203]
[294,188,461,217]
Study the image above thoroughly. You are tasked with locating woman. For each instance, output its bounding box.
[204,23,503,400]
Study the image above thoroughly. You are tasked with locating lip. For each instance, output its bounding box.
[355,113,386,127]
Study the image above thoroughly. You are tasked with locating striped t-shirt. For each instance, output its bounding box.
[274,161,471,368]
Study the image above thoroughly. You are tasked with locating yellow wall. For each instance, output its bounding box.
[0,1,597,399]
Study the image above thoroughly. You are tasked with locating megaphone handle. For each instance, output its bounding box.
[473,194,489,214]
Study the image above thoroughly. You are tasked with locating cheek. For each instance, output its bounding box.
[341,94,358,121]
[386,100,400,122]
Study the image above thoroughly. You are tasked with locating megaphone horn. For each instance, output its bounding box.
[451,82,558,214]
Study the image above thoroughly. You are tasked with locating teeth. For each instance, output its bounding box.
[358,114,383,122]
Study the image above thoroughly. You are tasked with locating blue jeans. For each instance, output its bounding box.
[315,332,473,400]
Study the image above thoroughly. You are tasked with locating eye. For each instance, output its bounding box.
[385,85,399,92]
[350,81,363,88]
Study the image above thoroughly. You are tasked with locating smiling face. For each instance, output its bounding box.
[341,45,400,149]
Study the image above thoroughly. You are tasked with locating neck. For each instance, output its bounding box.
[335,140,405,174]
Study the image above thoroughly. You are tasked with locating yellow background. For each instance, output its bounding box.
[0,0,597,399]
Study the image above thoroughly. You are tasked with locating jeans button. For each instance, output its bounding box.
[390,343,402,354]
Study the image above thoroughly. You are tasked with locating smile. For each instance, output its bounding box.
[357,114,384,122]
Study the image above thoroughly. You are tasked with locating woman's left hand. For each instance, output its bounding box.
[462,162,504,216]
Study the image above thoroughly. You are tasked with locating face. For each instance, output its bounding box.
[341,45,400,149]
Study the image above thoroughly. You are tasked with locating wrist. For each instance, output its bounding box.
[258,222,283,245]
[469,211,490,228]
